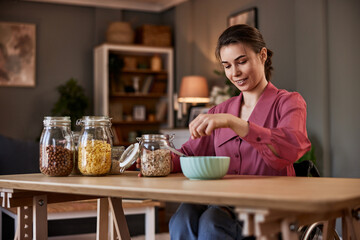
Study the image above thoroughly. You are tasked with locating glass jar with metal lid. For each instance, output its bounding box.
[39,116,74,177]
[120,134,174,177]
[77,116,112,176]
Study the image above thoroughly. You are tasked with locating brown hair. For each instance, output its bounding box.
[215,24,274,81]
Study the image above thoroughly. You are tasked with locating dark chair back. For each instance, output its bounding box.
[0,134,40,175]
[293,160,320,177]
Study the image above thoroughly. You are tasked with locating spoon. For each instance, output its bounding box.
[163,145,187,157]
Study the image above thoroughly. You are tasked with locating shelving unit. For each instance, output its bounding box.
[94,43,174,146]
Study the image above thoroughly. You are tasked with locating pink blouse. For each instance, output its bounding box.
[172,82,311,176]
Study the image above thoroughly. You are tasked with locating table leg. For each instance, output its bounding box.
[280,217,298,240]
[0,207,2,239]
[16,206,33,239]
[145,206,155,240]
[108,197,131,240]
[343,207,360,239]
[97,198,109,240]
[342,215,349,240]
[33,194,47,239]
[109,211,116,240]
[322,219,336,240]
[237,212,255,236]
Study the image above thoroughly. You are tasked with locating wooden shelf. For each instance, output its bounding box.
[94,44,174,147]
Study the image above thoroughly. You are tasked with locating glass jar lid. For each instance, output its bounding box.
[140,134,174,142]
[76,116,112,126]
[119,143,140,170]
[43,116,71,126]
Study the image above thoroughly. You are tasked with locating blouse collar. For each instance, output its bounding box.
[217,82,279,146]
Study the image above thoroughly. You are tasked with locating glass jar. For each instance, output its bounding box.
[39,116,74,177]
[71,131,81,175]
[110,146,125,174]
[77,116,112,176]
[138,134,173,177]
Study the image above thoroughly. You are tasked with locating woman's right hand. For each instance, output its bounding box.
[189,113,249,139]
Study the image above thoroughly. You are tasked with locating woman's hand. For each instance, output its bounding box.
[189,113,231,139]
[189,113,249,139]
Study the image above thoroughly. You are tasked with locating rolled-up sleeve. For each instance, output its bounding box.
[243,93,311,171]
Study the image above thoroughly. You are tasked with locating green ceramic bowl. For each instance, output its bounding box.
[180,156,230,180]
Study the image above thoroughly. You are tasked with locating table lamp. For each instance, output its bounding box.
[177,75,210,104]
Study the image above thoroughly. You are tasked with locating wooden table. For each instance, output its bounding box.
[1,172,359,239]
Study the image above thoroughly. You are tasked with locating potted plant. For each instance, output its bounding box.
[51,78,89,130]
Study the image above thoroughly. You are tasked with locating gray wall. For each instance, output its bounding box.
[0,1,119,140]
[0,0,172,140]
[175,0,296,90]
[327,0,360,178]
[175,0,360,178]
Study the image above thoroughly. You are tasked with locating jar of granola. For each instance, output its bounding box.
[77,116,112,176]
[138,134,173,176]
[126,134,174,177]
[39,116,74,177]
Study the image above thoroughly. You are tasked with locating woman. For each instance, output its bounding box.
[168,24,311,240]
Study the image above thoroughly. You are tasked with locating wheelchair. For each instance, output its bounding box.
[294,160,341,240]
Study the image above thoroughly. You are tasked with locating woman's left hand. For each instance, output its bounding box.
[189,113,232,139]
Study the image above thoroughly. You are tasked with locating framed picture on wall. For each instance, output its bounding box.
[228,7,258,28]
[0,22,36,87]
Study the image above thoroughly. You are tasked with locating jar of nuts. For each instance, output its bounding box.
[39,116,74,177]
[77,116,113,176]
[137,134,173,177]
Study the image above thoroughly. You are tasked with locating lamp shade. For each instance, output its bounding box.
[178,76,210,103]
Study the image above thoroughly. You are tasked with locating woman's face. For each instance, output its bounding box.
[220,43,267,93]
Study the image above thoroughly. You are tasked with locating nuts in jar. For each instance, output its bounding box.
[40,145,74,177]
[78,139,112,175]
[141,148,171,177]
[39,116,74,177]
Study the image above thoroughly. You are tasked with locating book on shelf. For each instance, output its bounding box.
[141,76,154,93]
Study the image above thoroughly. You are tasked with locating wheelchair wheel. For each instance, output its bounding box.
[298,222,340,240]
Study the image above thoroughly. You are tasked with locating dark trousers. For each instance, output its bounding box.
[169,203,255,240]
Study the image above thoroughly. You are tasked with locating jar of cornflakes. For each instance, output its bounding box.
[77,116,112,176]
[39,116,74,177]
